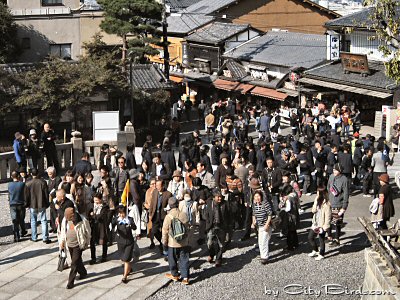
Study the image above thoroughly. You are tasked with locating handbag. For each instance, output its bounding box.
[270,215,282,230]
[132,241,140,260]
[57,250,67,272]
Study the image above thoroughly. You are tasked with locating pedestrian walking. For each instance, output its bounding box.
[163,197,190,285]
[112,206,137,283]
[60,207,91,289]
[205,190,231,267]
[252,190,273,264]
[327,163,349,247]
[308,186,331,261]
[8,171,27,242]
[26,168,51,243]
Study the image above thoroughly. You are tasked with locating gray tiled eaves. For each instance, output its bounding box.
[304,60,397,91]
[223,31,326,69]
[184,0,237,14]
[130,64,174,90]
[325,7,375,29]
[186,22,249,44]
[166,14,215,35]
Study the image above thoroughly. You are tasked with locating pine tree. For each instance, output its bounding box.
[97,0,163,68]
[0,2,20,63]
[363,0,400,82]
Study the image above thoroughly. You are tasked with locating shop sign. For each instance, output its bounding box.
[327,32,340,60]
[223,70,232,78]
[340,52,370,75]
[290,72,299,83]
[182,43,189,67]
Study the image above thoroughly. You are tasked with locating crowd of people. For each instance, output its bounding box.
[7,98,397,288]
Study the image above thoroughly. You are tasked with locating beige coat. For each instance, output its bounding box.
[311,199,332,231]
[59,216,91,250]
[205,113,215,127]
[162,208,189,248]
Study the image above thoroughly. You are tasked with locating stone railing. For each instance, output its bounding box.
[0,142,73,181]
[83,140,117,168]
[0,123,136,181]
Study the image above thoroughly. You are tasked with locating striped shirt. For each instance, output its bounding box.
[252,199,273,226]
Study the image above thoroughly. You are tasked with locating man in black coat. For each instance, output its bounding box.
[205,190,230,267]
[256,142,267,174]
[47,166,62,233]
[261,157,282,213]
[55,188,74,229]
[214,153,229,188]
[160,143,176,173]
[41,123,60,173]
[110,157,130,199]
[312,140,328,187]
[151,153,172,182]
[211,140,222,171]
[72,152,92,176]
[329,129,341,149]
[125,143,137,170]
[337,144,353,191]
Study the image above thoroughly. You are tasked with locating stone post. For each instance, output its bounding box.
[71,130,83,165]
[117,121,136,156]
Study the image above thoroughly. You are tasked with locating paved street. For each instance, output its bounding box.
[149,190,400,300]
[0,123,399,299]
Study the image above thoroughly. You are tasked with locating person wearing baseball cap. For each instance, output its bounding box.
[378,173,395,229]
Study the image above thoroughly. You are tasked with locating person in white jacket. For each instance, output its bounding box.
[167,170,185,201]
[60,207,91,289]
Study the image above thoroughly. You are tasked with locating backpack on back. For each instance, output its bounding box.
[169,214,187,242]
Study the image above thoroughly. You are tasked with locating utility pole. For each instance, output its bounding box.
[162,0,170,80]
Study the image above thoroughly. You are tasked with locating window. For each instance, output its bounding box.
[42,0,63,6]
[49,44,71,59]
[21,38,31,50]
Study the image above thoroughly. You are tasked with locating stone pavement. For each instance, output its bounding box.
[0,123,399,299]
[0,221,206,300]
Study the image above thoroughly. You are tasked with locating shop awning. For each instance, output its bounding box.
[170,75,183,83]
[250,86,287,101]
[277,88,299,97]
[299,77,393,99]
[213,79,254,94]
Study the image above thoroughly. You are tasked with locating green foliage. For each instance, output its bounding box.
[14,35,129,122]
[0,3,20,63]
[97,0,163,63]
[363,0,400,83]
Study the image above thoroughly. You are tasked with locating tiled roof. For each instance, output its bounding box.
[186,22,249,44]
[167,0,199,12]
[225,59,247,79]
[183,0,340,16]
[130,64,174,90]
[325,7,374,28]
[304,60,397,91]
[166,14,215,35]
[184,0,237,14]
[223,31,326,69]
[0,63,37,96]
